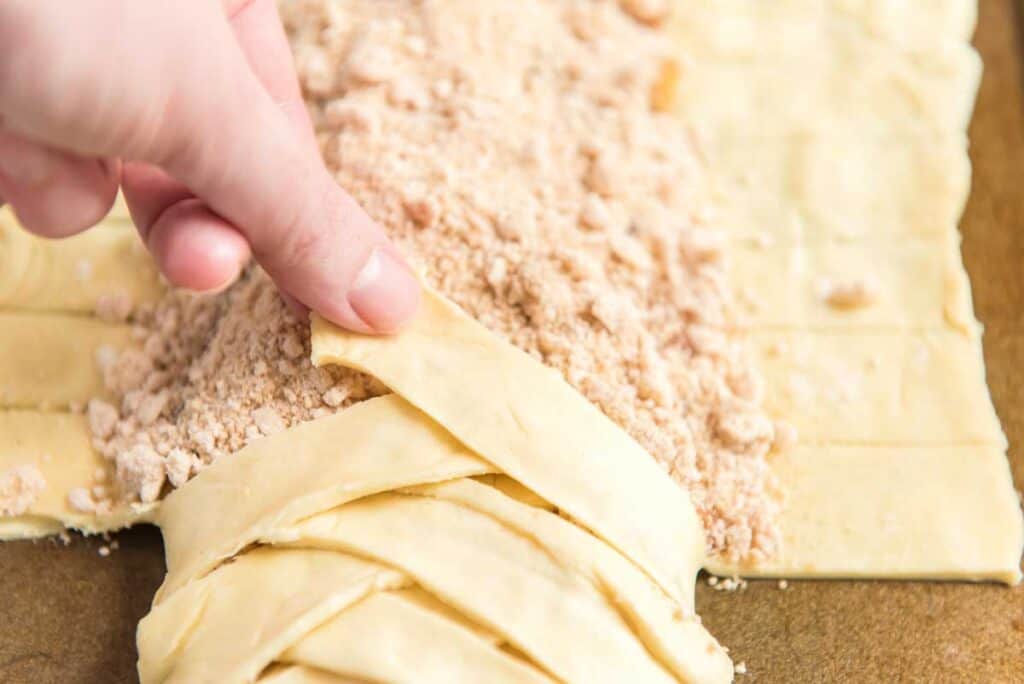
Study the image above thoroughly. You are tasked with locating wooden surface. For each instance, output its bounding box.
[1,1,1022,682]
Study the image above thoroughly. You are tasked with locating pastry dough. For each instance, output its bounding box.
[708,128,971,242]
[0,411,154,538]
[311,289,704,607]
[3,4,1022,683]
[750,329,1005,446]
[0,313,133,409]
[0,214,156,538]
[674,0,1023,581]
[0,207,161,314]
[729,236,974,331]
[156,394,493,600]
[706,445,1024,583]
[142,301,734,682]
[280,588,550,683]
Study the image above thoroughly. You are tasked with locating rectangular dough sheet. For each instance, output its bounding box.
[674,0,1023,582]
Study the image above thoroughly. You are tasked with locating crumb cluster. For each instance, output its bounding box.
[0,464,46,517]
[82,0,782,561]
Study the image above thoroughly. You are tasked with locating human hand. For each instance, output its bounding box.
[0,0,420,333]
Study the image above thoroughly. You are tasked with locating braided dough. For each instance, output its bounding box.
[141,294,733,683]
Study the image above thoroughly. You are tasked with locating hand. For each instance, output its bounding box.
[0,0,420,333]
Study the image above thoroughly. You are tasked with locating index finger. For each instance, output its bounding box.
[229,0,318,151]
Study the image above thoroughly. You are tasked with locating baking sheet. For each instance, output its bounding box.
[0,1,1021,681]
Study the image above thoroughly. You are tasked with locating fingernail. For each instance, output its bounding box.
[348,249,421,333]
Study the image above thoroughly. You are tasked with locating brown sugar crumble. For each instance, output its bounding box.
[0,464,46,517]
[817,275,881,310]
[82,0,780,563]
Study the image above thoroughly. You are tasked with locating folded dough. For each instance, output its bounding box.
[140,290,733,683]
[311,289,704,608]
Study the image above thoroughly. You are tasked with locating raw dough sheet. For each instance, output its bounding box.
[671,0,1023,581]
[0,203,162,538]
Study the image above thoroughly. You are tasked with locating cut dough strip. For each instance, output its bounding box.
[272,493,680,683]
[0,411,153,539]
[729,236,974,332]
[750,329,1005,446]
[138,548,411,684]
[257,665,359,684]
[706,445,1024,584]
[402,479,733,684]
[0,313,133,409]
[280,587,551,683]
[710,127,971,242]
[311,288,705,608]
[0,207,162,314]
[156,394,493,601]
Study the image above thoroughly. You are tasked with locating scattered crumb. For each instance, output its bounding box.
[817,276,880,310]
[0,465,46,516]
[772,420,798,452]
[709,575,748,592]
[116,445,165,503]
[98,545,111,557]
[95,292,134,323]
[764,339,788,357]
[778,579,789,590]
[619,0,672,26]
[67,487,96,513]
[87,399,119,440]
[734,661,748,675]
[164,449,195,488]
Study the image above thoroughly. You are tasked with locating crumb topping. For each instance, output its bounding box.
[81,0,779,562]
[817,275,880,310]
[0,464,46,516]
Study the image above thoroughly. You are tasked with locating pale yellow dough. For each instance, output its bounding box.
[280,588,550,683]
[0,313,133,409]
[706,445,1023,584]
[0,412,153,539]
[675,0,1024,582]
[312,289,704,608]
[142,293,731,683]
[0,207,162,314]
[156,394,492,601]
[729,236,974,331]
[750,329,1005,446]
[0,210,156,538]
